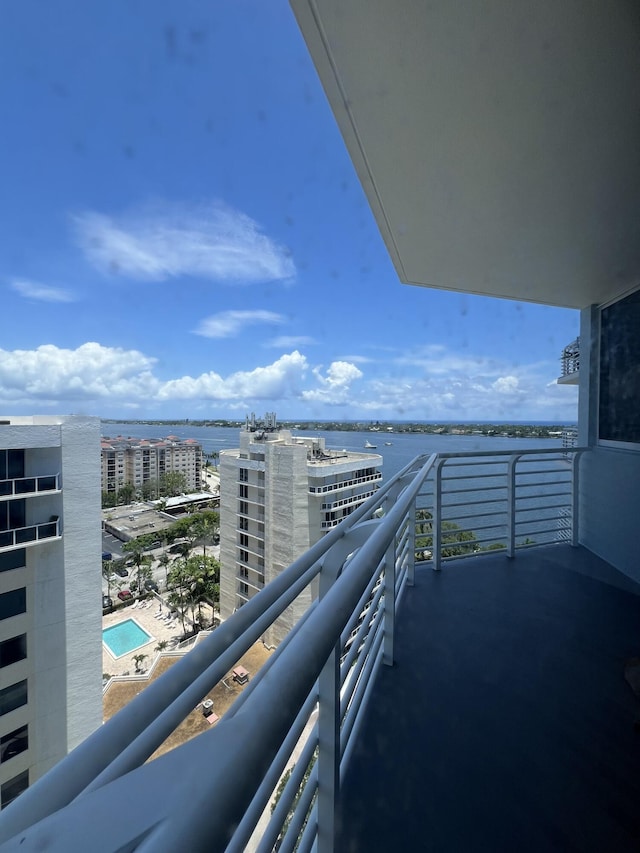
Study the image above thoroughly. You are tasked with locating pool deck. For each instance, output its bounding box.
[102,597,206,676]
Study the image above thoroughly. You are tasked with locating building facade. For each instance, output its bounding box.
[219,413,382,645]
[0,416,102,810]
[100,435,203,496]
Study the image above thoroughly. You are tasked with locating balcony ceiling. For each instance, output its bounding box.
[291,0,640,309]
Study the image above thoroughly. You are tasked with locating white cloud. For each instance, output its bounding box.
[266,335,316,348]
[336,354,375,365]
[492,376,521,394]
[0,343,157,402]
[302,360,363,405]
[10,279,75,303]
[0,339,577,422]
[158,352,308,401]
[194,310,286,339]
[0,344,309,409]
[73,201,295,283]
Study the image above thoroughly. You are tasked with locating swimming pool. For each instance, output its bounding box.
[103,619,153,658]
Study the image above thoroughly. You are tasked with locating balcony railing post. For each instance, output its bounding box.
[571,449,582,547]
[506,455,520,557]
[433,458,445,570]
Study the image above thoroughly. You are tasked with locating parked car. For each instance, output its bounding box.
[144,579,159,592]
[101,551,112,561]
[114,566,128,578]
[117,590,132,601]
[102,595,113,609]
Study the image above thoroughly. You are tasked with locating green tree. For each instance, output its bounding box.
[102,560,114,600]
[101,491,117,509]
[155,640,169,653]
[123,540,152,597]
[191,510,220,557]
[158,551,171,590]
[117,482,135,505]
[159,471,187,497]
[141,478,159,500]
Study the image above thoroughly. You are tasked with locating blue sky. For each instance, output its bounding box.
[0,1,578,422]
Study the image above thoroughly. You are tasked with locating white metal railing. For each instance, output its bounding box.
[560,337,580,377]
[413,448,585,570]
[0,449,585,851]
[308,472,382,494]
[0,517,60,551]
[0,473,60,500]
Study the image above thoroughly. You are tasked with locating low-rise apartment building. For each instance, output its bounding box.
[101,435,203,496]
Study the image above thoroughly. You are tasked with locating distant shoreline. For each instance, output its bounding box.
[101,418,576,439]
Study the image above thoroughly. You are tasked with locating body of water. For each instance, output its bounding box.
[102,422,563,483]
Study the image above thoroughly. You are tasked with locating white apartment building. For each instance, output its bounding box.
[0,416,102,810]
[101,435,203,496]
[219,414,382,646]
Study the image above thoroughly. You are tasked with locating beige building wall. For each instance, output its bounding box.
[219,421,382,647]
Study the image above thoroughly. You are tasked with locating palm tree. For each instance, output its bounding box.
[123,540,152,598]
[158,551,170,590]
[155,640,169,653]
[102,560,114,600]
[132,653,147,673]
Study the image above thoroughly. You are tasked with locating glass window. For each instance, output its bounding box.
[0,725,28,764]
[0,589,26,621]
[0,680,27,716]
[0,635,27,668]
[1,769,28,808]
[599,289,640,444]
[0,549,26,574]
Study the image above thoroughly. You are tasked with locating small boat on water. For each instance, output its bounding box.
[364,440,377,449]
[384,441,392,446]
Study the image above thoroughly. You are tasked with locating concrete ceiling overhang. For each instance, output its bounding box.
[291,0,640,309]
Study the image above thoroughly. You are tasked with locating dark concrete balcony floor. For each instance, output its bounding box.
[336,545,640,852]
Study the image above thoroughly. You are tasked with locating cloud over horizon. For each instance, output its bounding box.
[0,341,577,421]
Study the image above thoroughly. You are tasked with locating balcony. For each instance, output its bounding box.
[558,337,580,385]
[2,450,640,851]
[0,473,60,500]
[0,517,60,552]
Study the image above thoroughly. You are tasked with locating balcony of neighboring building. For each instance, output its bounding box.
[0,514,60,552]
[558,337,580,385]
[0,473,60,501]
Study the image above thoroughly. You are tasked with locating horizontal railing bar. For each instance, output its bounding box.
[436,448,581,461]
[232,693,319,853]
[256,722,319,853]
[276,763,318,853]
[340,583,385,683]
[514,505,571,517]
[340,604,385,716]
[515,491,570,501]
[341,630,385,766]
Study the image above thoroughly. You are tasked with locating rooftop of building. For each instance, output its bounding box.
[101,435,202,451]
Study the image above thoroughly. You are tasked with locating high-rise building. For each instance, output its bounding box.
[219,413,382,645]
[100,435,203,496]
[0,416,102,810]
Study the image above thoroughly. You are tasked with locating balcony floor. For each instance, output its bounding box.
[336,545,640,852]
